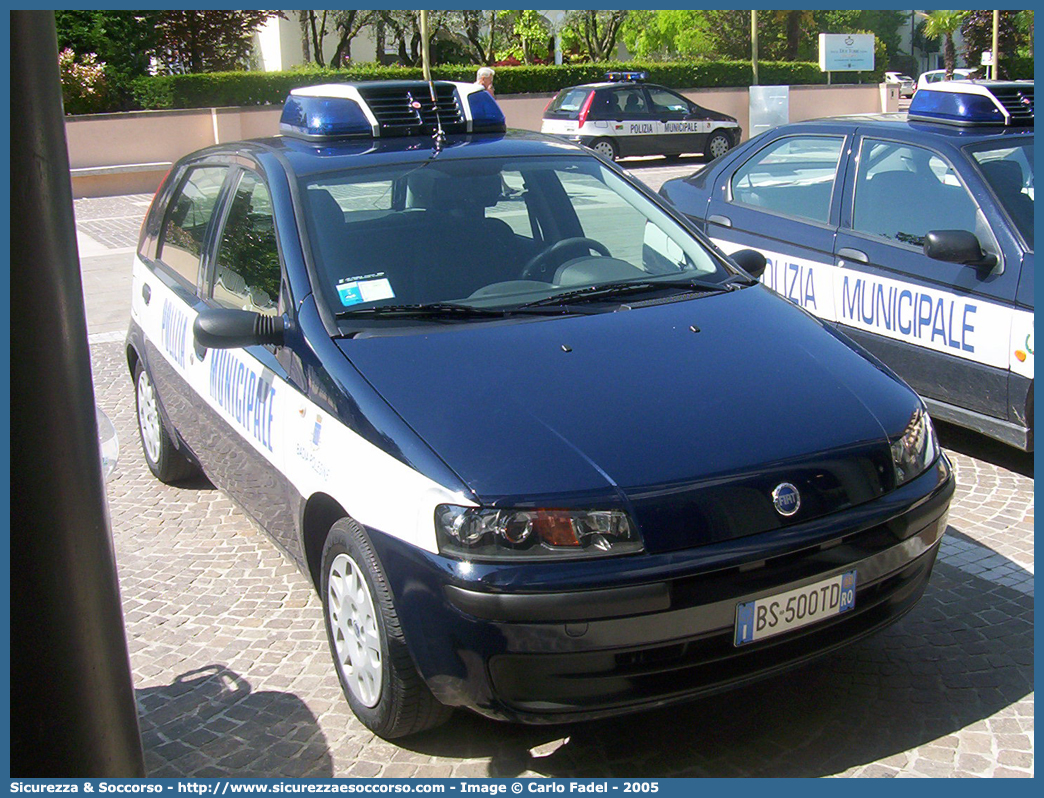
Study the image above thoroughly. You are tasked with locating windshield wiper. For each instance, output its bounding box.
[334,302,592,321]
[518,276,743,308]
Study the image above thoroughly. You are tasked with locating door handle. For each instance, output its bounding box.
[837,247,869,264]
[141,283,152,304]
[708,214,732,228]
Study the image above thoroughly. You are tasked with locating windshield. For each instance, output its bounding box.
[300,155,731,325]
[967,139,1034,249]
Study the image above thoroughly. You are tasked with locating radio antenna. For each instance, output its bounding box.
[420,10,445,147]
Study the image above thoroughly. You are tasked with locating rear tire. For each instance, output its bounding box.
[321,517,452,738]
[590,138,618,161]
[705,131,732,160]
[134,362,198,484]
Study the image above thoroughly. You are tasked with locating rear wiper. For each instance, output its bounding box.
[518,276,741,308]
[334,302,592,321]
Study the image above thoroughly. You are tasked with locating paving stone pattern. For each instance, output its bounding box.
[91,340,1033,779]
[75,194,155,250]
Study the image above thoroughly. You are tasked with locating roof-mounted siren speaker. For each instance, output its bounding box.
[909,81,1034,127]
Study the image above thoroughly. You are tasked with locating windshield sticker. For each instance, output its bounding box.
[337,273,395,307]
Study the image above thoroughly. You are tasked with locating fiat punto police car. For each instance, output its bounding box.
[660,81,1034,450]
[128,80,953,738]
[541,71,741,161]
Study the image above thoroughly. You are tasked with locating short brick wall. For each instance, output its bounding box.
[66,84,893,198]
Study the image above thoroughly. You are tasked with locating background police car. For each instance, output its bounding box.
[660,81,1034,451]
[541,73,741,161]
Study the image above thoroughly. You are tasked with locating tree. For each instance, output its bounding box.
[621,10,713,60]
[445,10,507,65]
[859,10,906,62]
[922,10,967,78]
[564,10,629,62]
[1016,11,1033,57]
[961,10,1027,77]
[912,18,940,59]
[702,10,813,61]
[153,11,282,74]
[298,11,330,67]
[774,10,814,61]
[509,10,552,64]
[378,10,449,66]
[55,10,159,80]
[330,10,381,66]
[701,10,753,60]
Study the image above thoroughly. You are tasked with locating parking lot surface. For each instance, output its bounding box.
[79,158,1033,777]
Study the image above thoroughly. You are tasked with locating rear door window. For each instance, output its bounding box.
[612,87,649,117]
[211,172,282,316]
[157,166,228,289]
[729,136,845,225]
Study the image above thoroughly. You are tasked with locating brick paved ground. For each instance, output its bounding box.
[80,174,1032,777]
[75,194,155,250]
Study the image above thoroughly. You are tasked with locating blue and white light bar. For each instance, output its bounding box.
[605,71,647,83]
[279,81,505,141]
[909,80,1033,127]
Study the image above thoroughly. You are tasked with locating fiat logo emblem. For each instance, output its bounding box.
[772,483,801,516]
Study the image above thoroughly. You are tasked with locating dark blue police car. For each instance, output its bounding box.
[128,80,954,738]
[660,81,1034,451]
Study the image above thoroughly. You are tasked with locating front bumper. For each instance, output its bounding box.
[368,456,953,724]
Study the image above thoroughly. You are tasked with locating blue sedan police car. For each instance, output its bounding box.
[128,80,954,738]
[660,81,1034,451]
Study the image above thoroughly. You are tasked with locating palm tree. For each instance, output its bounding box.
[922,10,967,78]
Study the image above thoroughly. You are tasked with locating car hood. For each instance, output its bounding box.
[337,287,919,553]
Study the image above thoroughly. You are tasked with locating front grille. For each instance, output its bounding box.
[489,548,938,713]
[356,83,466,136]
[990,85,1034,125]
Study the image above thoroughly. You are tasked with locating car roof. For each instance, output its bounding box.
[195,129,590,179]
[559,81,672,92]
[778,113,1032,142]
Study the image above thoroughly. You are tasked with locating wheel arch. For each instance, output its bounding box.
[301,492,349,591]
[126,342,141,382]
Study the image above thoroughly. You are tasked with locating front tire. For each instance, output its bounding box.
[590,138,619,161]
[705,131,732,160]
[321,518,451,738]
[134,361,198,484]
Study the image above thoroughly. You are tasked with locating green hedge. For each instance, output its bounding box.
[128,60,880,112]
[1003,57,1034,80]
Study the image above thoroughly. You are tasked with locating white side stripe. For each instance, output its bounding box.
[712,238,1033,378]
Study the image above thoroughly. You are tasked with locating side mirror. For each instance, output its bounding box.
[924,230,998,273]
[730,248,767,279]
[193,307,285,350]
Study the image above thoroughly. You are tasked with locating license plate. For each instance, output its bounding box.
[734,571,856,646]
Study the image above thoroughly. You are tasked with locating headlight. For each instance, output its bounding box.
[891,407,939,486]
[435,505,643,560]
